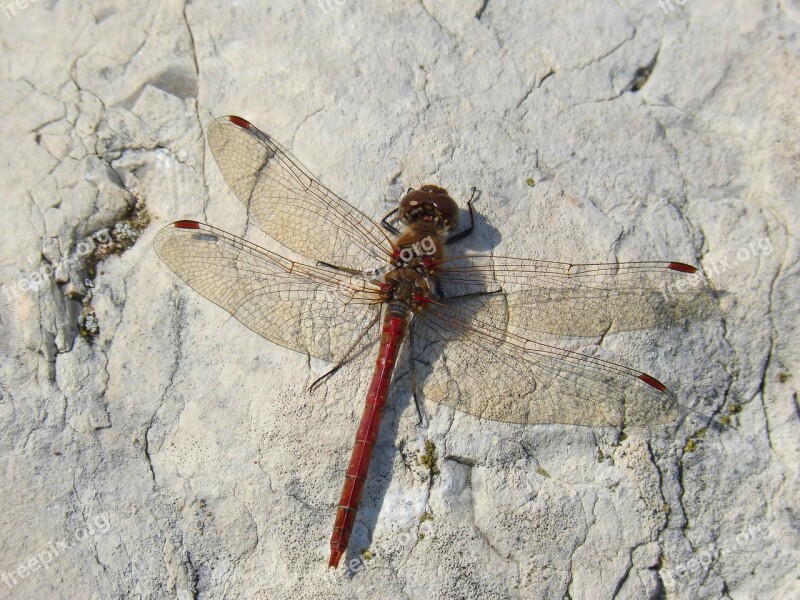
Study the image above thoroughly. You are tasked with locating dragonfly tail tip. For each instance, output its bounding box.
[328,549,344,569]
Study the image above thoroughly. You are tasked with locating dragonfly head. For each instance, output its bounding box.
[399,185,460,233]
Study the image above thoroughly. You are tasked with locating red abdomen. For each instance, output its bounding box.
[329,308,410,567]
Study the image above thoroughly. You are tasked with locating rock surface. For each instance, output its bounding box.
[0,1,798,599]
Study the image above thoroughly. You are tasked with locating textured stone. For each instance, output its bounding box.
[0,1,797,599]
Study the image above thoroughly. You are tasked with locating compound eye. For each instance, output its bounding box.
[398,190,426,222]
[429,194,460,230]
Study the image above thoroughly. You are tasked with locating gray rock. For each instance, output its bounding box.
[0,1,797,599]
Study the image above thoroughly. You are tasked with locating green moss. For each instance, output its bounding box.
[419,440,439,475]
[721,403,743,428]
[683,426,709,452]
[536,466,550,478]
[419,512,433,523]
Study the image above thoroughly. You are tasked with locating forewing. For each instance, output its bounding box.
[153,221,382,364]
[411,293,678,427]
[433,256,715,337]
[206,116,394,271]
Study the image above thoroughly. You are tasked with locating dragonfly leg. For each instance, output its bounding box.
[408,328,426,427]
[445,187,479,245]
[308,313,381,393]
[309,364,343,392]
[411,378,426,426]
[381,207,401,235]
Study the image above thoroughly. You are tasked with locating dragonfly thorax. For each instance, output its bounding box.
[382,267,433,310]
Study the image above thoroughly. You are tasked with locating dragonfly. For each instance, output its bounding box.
[153,115,709,569]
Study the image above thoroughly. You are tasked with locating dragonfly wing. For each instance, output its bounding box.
[411,293,679,427]
[434,256,715,337]
[154,221,382,364]
[206,116,395,272]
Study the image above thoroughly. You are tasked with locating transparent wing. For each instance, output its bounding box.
[433,256,715,337]
[411,292,679,427]
[153,220,383,364]
[206,116,395,271]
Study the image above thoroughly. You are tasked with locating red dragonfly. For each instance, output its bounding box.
[154,116,707,568]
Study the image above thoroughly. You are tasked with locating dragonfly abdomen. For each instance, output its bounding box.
[329,304,411,568]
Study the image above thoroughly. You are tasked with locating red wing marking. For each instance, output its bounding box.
[668,262,697,273]
[228,115,251,129]
[173,220,201,229]
[638,373,667,392]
